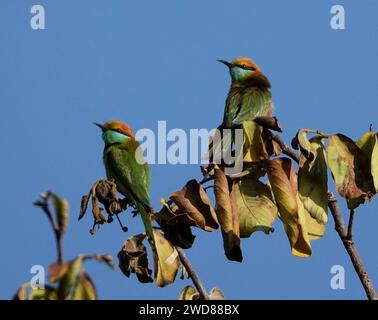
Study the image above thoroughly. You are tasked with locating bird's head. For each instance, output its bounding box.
[218,57,261,82]
[94,120,135,146]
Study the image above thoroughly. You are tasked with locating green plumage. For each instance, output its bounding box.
[223,77,273,128]
[98,122,154,241]
[104,141,150,209]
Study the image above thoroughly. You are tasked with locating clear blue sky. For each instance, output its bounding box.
[1,0,378,299]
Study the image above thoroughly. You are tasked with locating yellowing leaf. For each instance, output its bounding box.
[153,230,181,287]
[356,131,378,193]
[234,178,277,238]
[265,158,312,258]
[179,285,199,300]
[242,121,268,162]
[298,137,328,224]
[295,130,315,161]
[58,257,83,299]
[52,194,69,236]
[169,180,218,231]
[327,134,374,208]
[29,286,58,300]
[49,262,70,283]
[213,167,242,262]
[73,273,97,300]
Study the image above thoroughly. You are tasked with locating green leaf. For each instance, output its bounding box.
[52,194,69,236]
[153,230,181,287]
[234,178,277,238]
[72,273,97,300]
[356,131,378,193]
[265,158,312,258]
[58,257,83,299]
[169,180,218,231]
[327,134,374,208]
[179,285,199,300]
[213,166,242,262]
[298,137,328,224]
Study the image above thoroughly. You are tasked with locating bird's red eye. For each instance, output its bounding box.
[241,64,246,69]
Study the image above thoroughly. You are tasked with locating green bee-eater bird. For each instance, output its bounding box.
[218,57,273,128]
[95,120,154,241]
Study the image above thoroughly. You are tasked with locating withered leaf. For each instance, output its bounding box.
[213,166,242,262]
[327,134,374,207]
[298,137,328,224]
[262,128,283,158]
[78,195,90,220]
[265,158,312,258]
[117,234,153,283]
[254,116,282,132]
[169,180,218,231]
[156,199,196,249]
[209,287,225,300]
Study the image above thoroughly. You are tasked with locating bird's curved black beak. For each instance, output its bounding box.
[217,59,233,68]
[94,122,105,132]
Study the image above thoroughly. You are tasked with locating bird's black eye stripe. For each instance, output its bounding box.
[237,64,255,71]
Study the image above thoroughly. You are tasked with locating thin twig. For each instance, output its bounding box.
[38,200,64,264]
[176,247,209,300]
[272,134,300,163]
[273,134,377,300]
[328,194,377,300]
[347,209,355,240]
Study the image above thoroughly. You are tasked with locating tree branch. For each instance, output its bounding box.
[272,134,300,163]
[328,195,377,300]
[347,209,355,240]
[176,247,209,300]
[273,134,377,300]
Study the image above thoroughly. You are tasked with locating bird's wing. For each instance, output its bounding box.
[223,86,243,128]
[232,88,273,126]
[104,143,151,208]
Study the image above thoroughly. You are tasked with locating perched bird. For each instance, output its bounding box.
[95,120,153,240]
[218,57,273,128]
